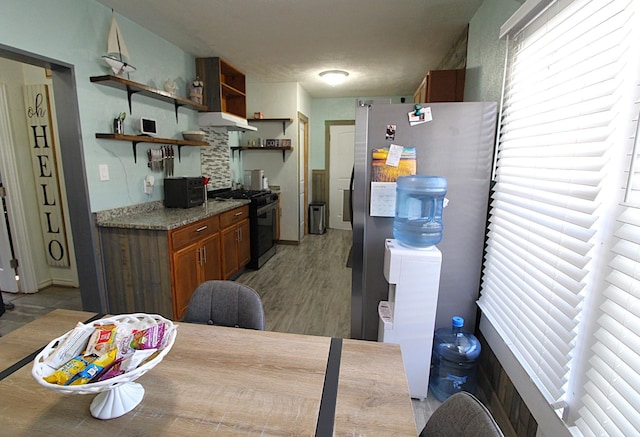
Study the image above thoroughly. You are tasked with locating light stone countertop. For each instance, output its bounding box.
[96,199,250,231]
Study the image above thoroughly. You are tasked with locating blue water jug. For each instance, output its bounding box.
[393,175,447,248]
[429,316,481,402]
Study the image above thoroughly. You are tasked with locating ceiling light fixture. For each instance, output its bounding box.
[320,70,349,86]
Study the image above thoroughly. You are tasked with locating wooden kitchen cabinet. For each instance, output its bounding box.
[196,57,247,119]
[100,213,224,320]
[220,205,251,279]
[413,69,465,103]
[169,216,222,319]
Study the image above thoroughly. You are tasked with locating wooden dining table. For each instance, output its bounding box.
[0,309,417,436]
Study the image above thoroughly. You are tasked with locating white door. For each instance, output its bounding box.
[329,124,355,230]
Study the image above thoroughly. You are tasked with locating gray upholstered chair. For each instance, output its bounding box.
[182,280,265,330]
[420,392,504,437]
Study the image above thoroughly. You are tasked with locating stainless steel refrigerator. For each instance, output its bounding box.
[351,100,497,341]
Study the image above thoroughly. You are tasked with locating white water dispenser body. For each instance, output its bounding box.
[378,238,442,400]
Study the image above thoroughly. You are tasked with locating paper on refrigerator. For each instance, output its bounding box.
[369,145,416,217]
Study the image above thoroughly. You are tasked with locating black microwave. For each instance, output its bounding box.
[164,177,204,208]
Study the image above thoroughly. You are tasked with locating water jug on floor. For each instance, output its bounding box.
[393,175,447,248]
[429,316,481,402]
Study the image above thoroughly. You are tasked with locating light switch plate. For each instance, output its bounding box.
[99,164,109,181]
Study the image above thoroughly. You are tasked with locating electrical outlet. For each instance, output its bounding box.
[144,175,154,195]
[99,164,109,181]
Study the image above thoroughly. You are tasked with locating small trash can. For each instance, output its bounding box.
[309,203,326,234]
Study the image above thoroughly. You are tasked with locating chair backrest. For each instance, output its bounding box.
[182,280,265,330]
[420,392,504,437]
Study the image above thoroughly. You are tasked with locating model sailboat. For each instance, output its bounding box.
[102,12,136,76]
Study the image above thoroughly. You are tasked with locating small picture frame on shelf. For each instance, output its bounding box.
[265,139,279,147]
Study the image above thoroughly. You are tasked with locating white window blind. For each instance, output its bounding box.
[575,18,640,436]
[575,206,640,435]
[478,0,639,432]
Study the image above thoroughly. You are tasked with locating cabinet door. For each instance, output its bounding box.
[221,225,239,279]
[172,243,201,319]
[200,233,222,282]
[237,219,251,267]
[426,69,465,103]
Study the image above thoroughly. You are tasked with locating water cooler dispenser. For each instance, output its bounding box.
[378,238,442,400]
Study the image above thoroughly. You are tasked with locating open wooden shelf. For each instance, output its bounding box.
[230,146,292,162]
[248,118,294,134]
[95,133,208,163]
[196,57,247,119]
[90,75,208,121]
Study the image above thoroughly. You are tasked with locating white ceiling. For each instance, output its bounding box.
[97,0,484,98]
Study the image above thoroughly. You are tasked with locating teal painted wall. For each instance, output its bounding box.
[0,0,201,211]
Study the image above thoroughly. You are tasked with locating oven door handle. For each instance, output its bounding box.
[255,201,277,215]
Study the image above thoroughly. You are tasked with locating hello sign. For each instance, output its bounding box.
[23,84,70,267]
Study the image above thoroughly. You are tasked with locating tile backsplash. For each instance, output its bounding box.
[201,127,232,190]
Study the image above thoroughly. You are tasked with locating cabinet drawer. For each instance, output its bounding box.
[220,205,249,228]
[170,216,220,250]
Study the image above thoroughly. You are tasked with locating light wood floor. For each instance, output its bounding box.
[236,229,352,338]
[237,229,440,433]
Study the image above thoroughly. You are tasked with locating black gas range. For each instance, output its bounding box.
[209,188,279,269]
[209,189,278,206]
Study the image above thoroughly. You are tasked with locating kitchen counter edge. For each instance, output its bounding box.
[96,199,251,231]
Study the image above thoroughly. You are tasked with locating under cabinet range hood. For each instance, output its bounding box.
[198,112,257,132]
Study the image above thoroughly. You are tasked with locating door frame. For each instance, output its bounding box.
[298,112,309,236]
[324,120,355,228]
[0,87,23,292]
[0,43,106,311]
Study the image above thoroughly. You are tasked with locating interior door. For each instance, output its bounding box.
[329,124,355,230]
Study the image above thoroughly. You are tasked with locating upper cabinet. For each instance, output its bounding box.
[413,69,466,103]
[196,57,247,119]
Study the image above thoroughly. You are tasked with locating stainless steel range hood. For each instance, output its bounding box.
[198,112,257,132]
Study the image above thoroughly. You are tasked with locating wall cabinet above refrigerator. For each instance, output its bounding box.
[413,69,466,103]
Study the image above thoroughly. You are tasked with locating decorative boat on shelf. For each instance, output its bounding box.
[102,11,136,76]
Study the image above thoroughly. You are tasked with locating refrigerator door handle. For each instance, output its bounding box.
[349,166,354,228]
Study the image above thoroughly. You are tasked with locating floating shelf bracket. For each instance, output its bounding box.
[126,87,139,115]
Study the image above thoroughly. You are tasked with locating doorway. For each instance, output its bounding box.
[0,61,79,294]
[326,121,355,230]
[0,44,105,312]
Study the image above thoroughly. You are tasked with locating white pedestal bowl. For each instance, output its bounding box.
[32,313,177,420]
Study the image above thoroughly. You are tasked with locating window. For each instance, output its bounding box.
[477,0,640,434]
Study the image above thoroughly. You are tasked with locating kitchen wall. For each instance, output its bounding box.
[309,96,402,170]
[0,0,203,213]
[466,0,523,103]
[242,81,312,242]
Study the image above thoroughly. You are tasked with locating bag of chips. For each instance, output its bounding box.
[43,354,96,385]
